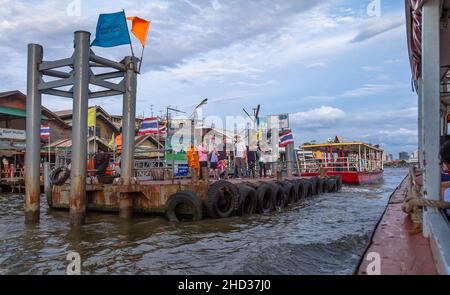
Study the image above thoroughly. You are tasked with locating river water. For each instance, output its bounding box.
[0,168,407,275]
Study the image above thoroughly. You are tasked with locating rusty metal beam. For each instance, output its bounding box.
[25,43,43,223]
[119,56,138,219]
[69,31,90,226]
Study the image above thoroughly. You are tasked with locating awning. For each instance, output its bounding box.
[405,0,428,89]
[0,106,48,119]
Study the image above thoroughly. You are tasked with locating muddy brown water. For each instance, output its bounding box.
[0,168,407,275]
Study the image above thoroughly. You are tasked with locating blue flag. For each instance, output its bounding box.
[91,11,131,47]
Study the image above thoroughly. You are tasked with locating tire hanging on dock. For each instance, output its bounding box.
[166,190,203,222]
[309,177,320,195]
[206,180,238,218]
[297,179,310,199]
[287,180,301,202]
[236,185,257,216]
[281,181,296,205]
[255,183,274,213]
[334,175,343,191]
[270,183,286,211]
[321,178,329,193]
[315,178,324,195]
[326,178,337,192]
[49,166,71,186]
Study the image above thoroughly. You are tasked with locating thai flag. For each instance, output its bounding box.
[138,117,159,135]
[279,130,294,147]
[158,125,166,135]
[40,125,50,138]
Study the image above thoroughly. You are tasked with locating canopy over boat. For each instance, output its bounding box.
[301,142,383,153]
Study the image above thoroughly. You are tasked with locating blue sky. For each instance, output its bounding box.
[0,0,417,157]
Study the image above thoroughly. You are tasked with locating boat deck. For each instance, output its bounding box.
[357,175,437,275]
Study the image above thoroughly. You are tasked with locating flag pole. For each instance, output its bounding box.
[48,133,51,165]
[138,45,145,73]
[123,9,135,58]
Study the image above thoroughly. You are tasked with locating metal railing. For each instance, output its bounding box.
[298,157,383,173]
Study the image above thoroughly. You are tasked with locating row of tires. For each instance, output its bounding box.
[166,176,342,222]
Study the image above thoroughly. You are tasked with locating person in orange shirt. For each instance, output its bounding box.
[187,144,200,183]
[116,128,122,155]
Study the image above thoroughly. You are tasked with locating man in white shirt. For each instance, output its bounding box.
[234,136,247,178]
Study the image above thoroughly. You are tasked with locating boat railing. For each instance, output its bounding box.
[298,157,382,173]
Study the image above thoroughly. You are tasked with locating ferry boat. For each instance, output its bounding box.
[357,0,450,275]
[298,141,384,184]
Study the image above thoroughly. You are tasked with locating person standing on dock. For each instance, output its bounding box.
[258,146,267,178]
[209,146,219,180]
[187,144,200,183]
[116,127,123,156]
[234,136,246,179]
[247,146,257,178]
[198,142,208,181]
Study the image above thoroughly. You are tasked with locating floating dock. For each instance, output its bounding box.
[49,176,341,222]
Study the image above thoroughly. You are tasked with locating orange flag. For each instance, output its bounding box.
[126,16,151,47]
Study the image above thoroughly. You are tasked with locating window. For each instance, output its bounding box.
[95,125,101,138]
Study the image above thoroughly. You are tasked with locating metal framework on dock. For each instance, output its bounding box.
[25,31,138,225]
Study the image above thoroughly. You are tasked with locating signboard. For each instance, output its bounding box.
[165,119,191,162]
[268,114,289,130]
[0,128,26,140]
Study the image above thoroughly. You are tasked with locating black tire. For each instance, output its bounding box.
[206,180,238,218]
[281,182,295,206]
[50,166,71,186]
[335,175,343,191]
[297,180,310,199]
[271,184,285,211]
[327,178,337,192]
[255,184,274,213]
[322,178,330,193]
[305,180,314,197]
[288,180,301,202]
[236,185,257,216]
[316,178,324,195]
[309,177,319,195]
[166,190,203,222]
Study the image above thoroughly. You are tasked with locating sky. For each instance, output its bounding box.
[0,0,417,157]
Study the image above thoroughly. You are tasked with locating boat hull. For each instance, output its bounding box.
[300,170,383,184]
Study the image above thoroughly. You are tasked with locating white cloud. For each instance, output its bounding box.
[290,106,346,130]
[362,65,383,72]
[340,83,407,98]
[302,95,334,101]
[306,60,328,69]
